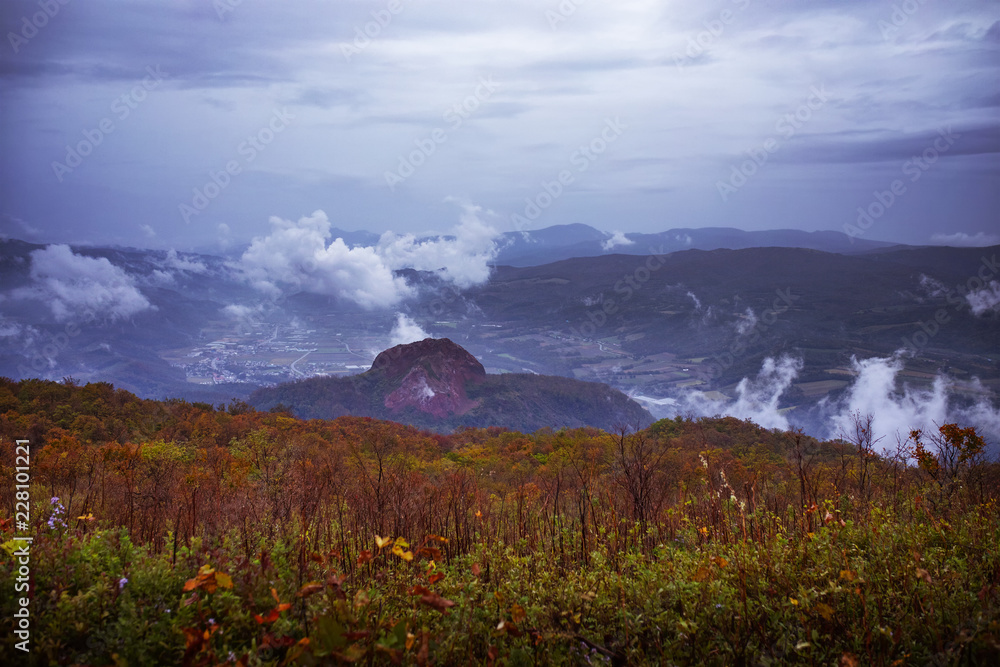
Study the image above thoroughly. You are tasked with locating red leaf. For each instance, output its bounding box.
[428,573,445,585]
[471,563,481,577]
[296,582,324,598]
[419,591,456,613]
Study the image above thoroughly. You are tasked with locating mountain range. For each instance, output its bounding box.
[1,226,997,441]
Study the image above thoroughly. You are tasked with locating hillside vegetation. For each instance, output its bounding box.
[1,378,998,665]
[249,339,653,433]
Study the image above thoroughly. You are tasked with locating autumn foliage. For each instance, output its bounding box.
[1,378,998,665]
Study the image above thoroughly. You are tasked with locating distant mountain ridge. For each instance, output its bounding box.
[494,225,901,266]
[250,338,653,432]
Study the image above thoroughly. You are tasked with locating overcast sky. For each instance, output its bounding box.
[1,0,997,251]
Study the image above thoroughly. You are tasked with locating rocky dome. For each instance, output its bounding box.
[372,338,486,419]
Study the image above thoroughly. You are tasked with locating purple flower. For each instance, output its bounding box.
[51,497,59,504]
[118,577,128,589]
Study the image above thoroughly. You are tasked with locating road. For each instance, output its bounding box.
[289,349,315,377]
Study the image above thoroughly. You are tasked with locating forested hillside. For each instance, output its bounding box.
[1,378,998,665]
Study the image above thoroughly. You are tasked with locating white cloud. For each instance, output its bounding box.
[236,204,501,308]
[734,307,757,336]
[140,224,156,238]
[14,245,153,322]
[930,232,1000,247]
[237,210,413,307]
[821,352,1000,447]
[918,273,948,298]
[164,249,208,274]
[721,356,802,430]
[376,203,500,288]
[602,230,634,251]
[686,291,702,310]
[223,304,264,322]
[966,281,1000,316]
[669,355,803,431]
[389,313,429,347]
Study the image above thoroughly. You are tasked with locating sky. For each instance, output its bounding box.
[1,0,998,251]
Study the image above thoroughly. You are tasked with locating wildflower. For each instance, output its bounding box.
[118,577,128,589]
[51,497,59,504]
[209,618,216,625]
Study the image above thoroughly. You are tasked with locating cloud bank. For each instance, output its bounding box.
[15,245,153,323]
[691,355,802,431]
[820,353,1000,447]
[930,232,1000,247]
[236,205,500,308]
[645,352,1000,448]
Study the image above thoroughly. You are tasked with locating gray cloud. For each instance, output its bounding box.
[1,0,997,248]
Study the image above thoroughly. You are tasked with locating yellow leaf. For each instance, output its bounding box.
[392,545,414,561]
[789,598,799,606]
[215,572,233,590]
[840,570,857,582]
[354,589,370,609]
[405,632,416,650]
[393,537,410,549]
[815,602,834,621]
[375,535,392,549]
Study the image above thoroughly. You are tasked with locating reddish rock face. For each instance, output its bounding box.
[374,338,486,419]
